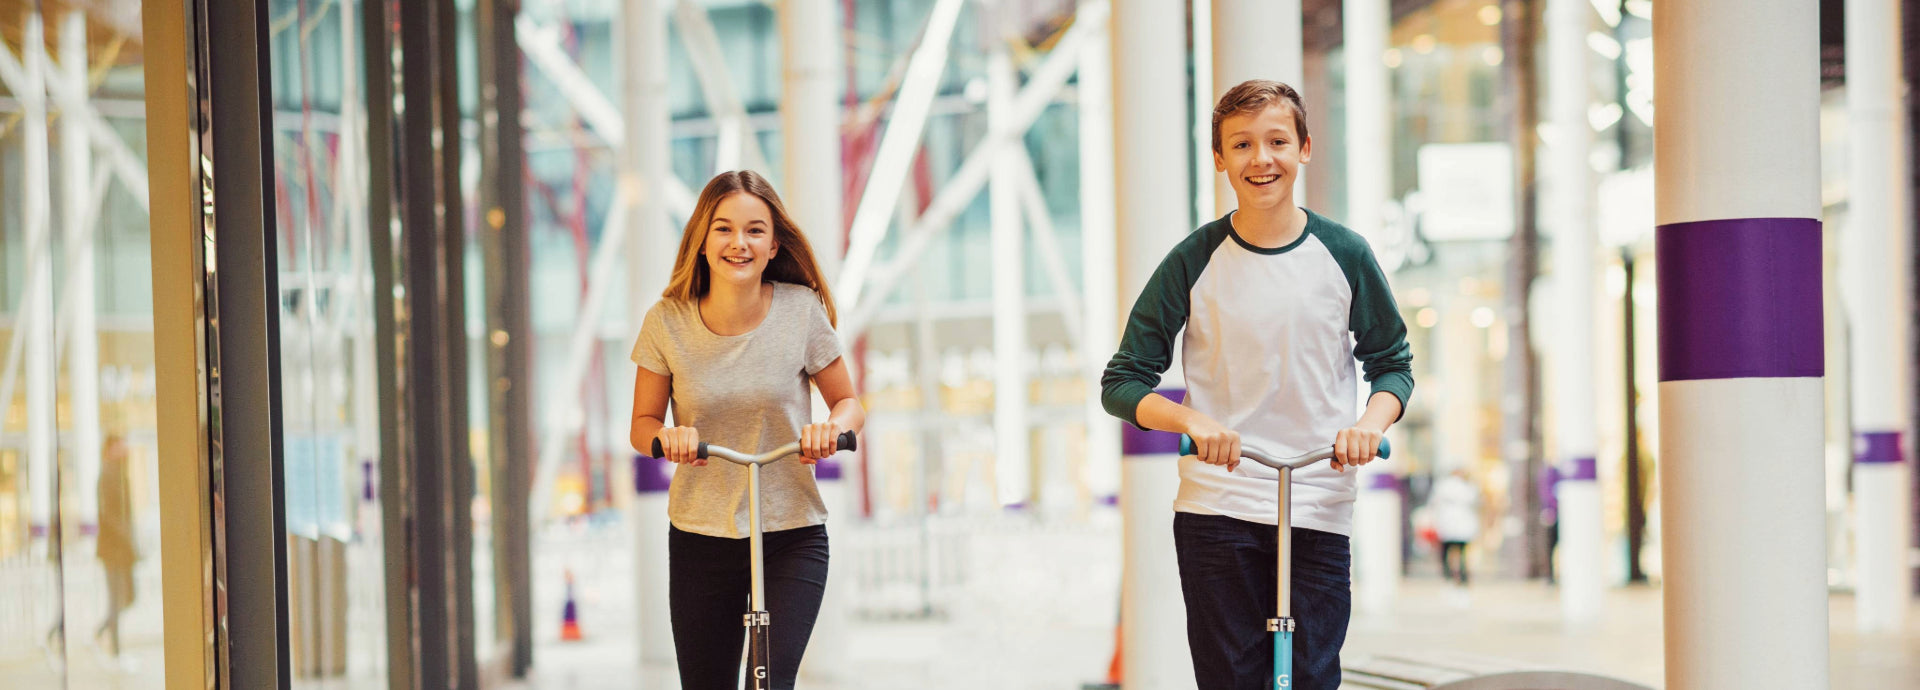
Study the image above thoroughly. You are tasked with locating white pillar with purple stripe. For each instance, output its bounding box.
[1353,467,1402,614]
[1120,389,1193,690]
[1546,0,1602,626]
[1115,0,1198,684]
[1655,0,1829,684]
[633,453,675,670]
[1843,0,1915,634]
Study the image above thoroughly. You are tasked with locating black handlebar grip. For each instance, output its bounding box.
[837,430,858,453]
[649,437,710,459]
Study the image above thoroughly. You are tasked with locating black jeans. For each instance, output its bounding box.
[1440,541,1469,585]
[669,524,829,690]
[1174,513,1352,690]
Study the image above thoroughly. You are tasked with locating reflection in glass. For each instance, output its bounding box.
[1,6,164,687]
[265,0,388,684]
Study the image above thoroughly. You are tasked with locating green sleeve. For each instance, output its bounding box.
[1100,225,1228,430]
[1318,225,1415,416]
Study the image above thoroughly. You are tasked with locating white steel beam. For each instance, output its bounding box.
[1012,149,1084,348]
[834,0,967,311]
[529,183,634,521]
[59,11,104,520]
[838,0,1109,340]
[516,16,626,149]
[18,12,57,541]
[673,0,771,174]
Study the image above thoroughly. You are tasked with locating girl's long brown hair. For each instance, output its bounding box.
[662,170,838,325]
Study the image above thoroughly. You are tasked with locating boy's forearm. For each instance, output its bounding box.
[1356,391,1403,433]
[1134,393,1200,434]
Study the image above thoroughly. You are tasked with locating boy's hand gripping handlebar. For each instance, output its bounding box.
[1179,436,1393,468]
[652,430,858,465]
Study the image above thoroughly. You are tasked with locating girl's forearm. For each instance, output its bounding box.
[828,397,866,435]
[631,416,666,454]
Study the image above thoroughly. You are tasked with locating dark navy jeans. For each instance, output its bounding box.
[1174,512,1352,690]
[669,524,829,690]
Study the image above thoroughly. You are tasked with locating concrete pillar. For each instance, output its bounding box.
[1210,0,1303,216]
[622,0,677,674]
[1342,0,1388,245]
[1546,0,1602,625]
[1114,0,1196,685]
[1844,0,1914,633]
[1079,0,1121,508]
[1655,0,1829,685]
[989,45,1031,508]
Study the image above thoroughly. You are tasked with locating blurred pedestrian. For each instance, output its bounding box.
[95,435,136,657]
[1431,467,1479,586]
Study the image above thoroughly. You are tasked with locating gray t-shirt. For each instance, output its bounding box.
[631,281,844,538]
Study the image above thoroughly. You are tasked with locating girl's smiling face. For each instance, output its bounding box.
[703,192,778,286]
[1214,102,1312,211]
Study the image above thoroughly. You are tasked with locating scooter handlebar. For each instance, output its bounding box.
[652,430,857,466]
[1178,435,1391,470]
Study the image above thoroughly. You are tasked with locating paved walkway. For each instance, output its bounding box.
[8,514,1916,688]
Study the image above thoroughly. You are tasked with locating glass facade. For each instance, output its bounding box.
[0,8,165,684]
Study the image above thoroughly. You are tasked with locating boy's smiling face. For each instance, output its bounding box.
[1214,102,1312,212]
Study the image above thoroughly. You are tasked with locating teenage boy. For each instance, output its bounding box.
[1100,79,1414,690]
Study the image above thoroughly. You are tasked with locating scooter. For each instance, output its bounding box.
[1180,435,1392,690]
[652,430,856,690]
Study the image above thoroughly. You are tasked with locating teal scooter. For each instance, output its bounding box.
[1181,435,1391,690]
[653,430,857,690]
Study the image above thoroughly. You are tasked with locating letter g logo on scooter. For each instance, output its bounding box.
[1276,673,1289,688]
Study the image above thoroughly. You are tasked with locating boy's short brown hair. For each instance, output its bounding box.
[1211,79,1308,154]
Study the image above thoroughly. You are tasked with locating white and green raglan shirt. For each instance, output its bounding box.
[1101,209,1414,537]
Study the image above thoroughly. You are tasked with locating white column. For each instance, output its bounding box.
[1079,0,1121,507]
[1211,0,1303,217]
[623,0,677,674]
[59,12,102,522]
[1844,0,1914,634]
[1547,0,1602,625]
[1343,0,1388,247]
[22,11,56,543]
[989,45,1031,508]
[780,0,844,279]
[1114,0,1197,685]
[1655,0,1829,686]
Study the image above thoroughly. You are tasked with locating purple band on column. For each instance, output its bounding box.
[29,524,46,538]
[1656,218,1824,381]
[634,454,673,494]
[1565,456,1597,481]
[363,460,377,502]
[1097,493,1119,506]
[815,458,843,480]
[1856,431,1905,464]
[1365,474,1400,491]
[1121,388,1186,457]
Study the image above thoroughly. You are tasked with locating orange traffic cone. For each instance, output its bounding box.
[1081,616,1121,689]
[560,570,584,642]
